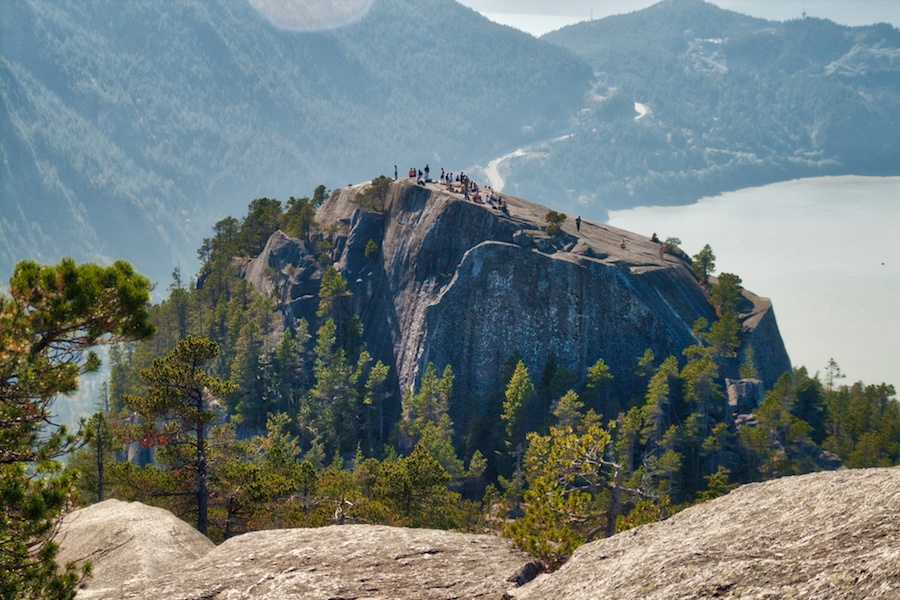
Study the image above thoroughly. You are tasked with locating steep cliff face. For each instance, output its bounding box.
[245,179,791,414]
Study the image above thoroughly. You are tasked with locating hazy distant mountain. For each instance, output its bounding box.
[2,0,899,284]
[509,0,900,215]
[0,0,591,284]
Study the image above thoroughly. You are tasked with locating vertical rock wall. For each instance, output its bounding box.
[246,180,792,419]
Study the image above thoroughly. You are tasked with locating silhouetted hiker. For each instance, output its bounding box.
[394,165,398,180]
[424,164,430,180]
[576,216,581,232]
[418,169,422,178]
[651,232,659,243]
[409,167,415,178]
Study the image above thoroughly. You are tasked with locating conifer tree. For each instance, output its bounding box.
[123,335,237,535]
[739,345,760,379]
[691,244,716,285]
[502,360,538,455]
[584,357,613,416]
[0,258,153,598]
[354,176,392,212]
[398,364,462,477]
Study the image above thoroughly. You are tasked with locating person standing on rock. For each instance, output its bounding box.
[424,164,430,181]
[576,216,581,232]
[394,165,398,180]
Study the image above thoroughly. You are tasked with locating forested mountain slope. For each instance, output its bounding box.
[0,0,590,284]
[517,0,900,213]
[3,0,898,286]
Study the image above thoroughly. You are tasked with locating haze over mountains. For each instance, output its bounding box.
[2,0,898,285]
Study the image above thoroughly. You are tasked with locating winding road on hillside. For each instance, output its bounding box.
[477,134,573,192]
[478,101,650,191]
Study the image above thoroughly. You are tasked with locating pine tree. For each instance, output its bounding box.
[502,360,538,454]
[354,176,393,212]
[0,258,152,598]
[398,364,462,477]
[691,244,716,285]
[123,335,237,535]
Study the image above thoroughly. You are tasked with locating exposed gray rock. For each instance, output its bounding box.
[795,440,845,471]
[57,502,540,600]
[58,470,898,599]
[54,499,215,599]
[513,467,900,600]
[725,377,764,425]
[243,180,792,417]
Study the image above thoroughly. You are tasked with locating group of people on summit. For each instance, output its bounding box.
[395,164,508,214]
[391,165,668,259]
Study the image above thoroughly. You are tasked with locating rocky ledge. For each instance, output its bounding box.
[57,468,899,599]
[513,466,900,599]
[56,499,540,600]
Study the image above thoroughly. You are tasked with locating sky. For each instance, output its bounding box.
[455,0,900,36]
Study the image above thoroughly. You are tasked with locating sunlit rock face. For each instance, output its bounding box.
[57,500,541,599]
[513,467,900,600]
[247,179,791,413]
[57,469,900,599]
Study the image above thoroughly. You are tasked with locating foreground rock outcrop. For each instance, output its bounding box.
[514,467,900,599]
[58,468,899,599]
[54,499,215,598]
[57,501,541,599]
[243,179,791,414]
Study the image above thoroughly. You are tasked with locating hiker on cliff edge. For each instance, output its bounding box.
[576,216,581,232]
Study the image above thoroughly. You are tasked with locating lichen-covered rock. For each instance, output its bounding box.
[57,501,541,600]
[244,179,792,413]
[54,499,215,599]
[58,470,898,599]
[513,467,900,600]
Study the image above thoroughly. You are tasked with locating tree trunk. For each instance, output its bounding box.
[197,423,208,535]
[96,425,104,501]
[605,468,622,538]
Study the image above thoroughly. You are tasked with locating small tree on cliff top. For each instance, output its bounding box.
[355,176,392,212]
[692,244,716,285]
[545,210,567,236]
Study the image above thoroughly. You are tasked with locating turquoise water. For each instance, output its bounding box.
[609,176,900,392]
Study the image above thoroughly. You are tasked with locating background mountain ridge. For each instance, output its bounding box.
[2,0,898,285]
